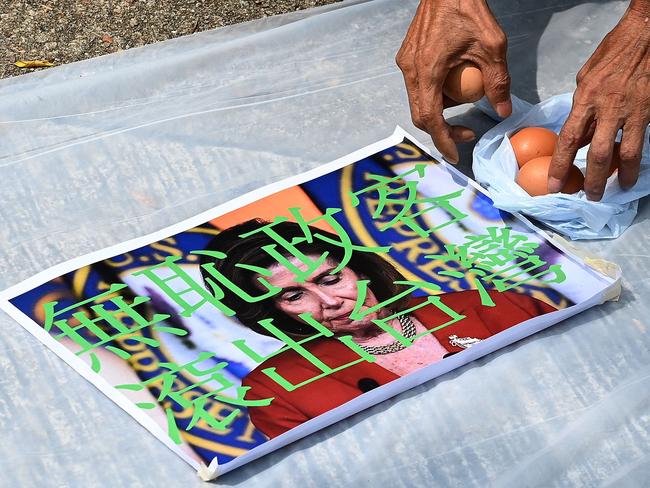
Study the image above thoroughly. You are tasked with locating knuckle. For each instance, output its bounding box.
[418,108,437,126]
[619,147,641,164]
[490,70,511,91]
[411,115,424,131]
[485,33,507,52]
[395,51,408,70]
[589,149,610,167]
[496,32,508,50]
[576,83,598,101]
[395,46,416,72]
[559,129,581,148]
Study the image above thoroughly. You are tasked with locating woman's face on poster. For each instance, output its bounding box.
[259,255,385,335]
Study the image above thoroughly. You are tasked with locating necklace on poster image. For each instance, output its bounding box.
[357,314,417,355]
[357,314,483,355]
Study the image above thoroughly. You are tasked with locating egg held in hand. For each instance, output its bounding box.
[510,127,558,168]
[443,62,484,103]
[516,156,584,196]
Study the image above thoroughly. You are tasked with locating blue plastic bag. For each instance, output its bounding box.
[473,93,650,239]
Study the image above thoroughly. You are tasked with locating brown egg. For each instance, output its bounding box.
[516,156,584,196]
[443,62,484,103]
[510,127,558,168]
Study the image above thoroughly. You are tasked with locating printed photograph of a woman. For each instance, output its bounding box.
[199,218,557,439]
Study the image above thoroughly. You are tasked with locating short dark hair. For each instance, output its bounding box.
[198,218,409,337]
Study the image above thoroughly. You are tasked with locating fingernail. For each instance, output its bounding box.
[586,191,603,201]
[496,102,512,118]
[548,176,562,193]
[443,155,459,165]
[442,151,459,164]
[460,129,476,142]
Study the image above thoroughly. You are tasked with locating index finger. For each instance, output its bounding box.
[419,88,459,163]
[584,121,620,201]
[548,109,593,193]
[415,51,464,162]
[396,3,426,131]
[481,60,512,118]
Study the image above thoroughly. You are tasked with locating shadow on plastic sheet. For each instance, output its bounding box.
[631,195,650,228]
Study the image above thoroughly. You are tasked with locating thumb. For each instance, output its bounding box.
[482,61,512,118]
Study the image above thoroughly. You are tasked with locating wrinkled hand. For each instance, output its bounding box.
[396,0,512,163]
[549,3,650,201]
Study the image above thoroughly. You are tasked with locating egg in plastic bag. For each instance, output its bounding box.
[472,93,650,239]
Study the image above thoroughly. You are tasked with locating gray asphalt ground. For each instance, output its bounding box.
[1,0,341,79]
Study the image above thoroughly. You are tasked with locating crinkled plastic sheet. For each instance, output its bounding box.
[1,0,649,486]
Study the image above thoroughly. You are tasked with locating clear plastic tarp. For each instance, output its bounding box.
[1,0,648,486]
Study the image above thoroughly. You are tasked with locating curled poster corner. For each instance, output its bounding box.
[549,233,622,303]
[583,257,622,303]
[197,460,219,482]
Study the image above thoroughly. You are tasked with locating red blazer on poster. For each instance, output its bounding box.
[243,289,557,439]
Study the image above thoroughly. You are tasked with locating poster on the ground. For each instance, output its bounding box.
[0,128,619,480]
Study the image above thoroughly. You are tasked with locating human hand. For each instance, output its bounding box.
[396,0,512,163]
[548,2,650,201]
